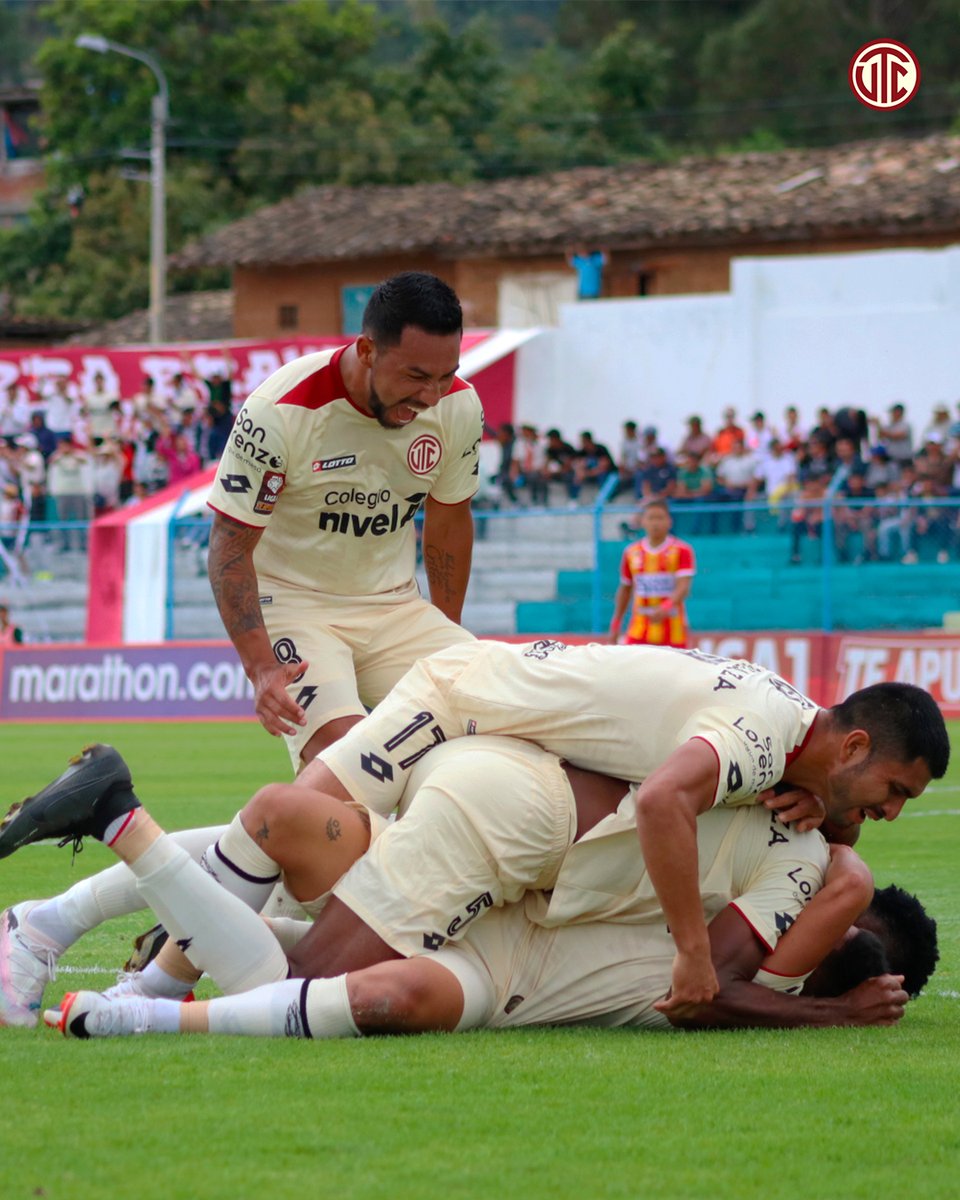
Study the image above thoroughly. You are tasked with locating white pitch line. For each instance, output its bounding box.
[56,965,117,977]
[902,809,960,818]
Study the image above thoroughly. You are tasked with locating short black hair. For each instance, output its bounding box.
[830,682,950,778]
[362,272,462,348]
[807,928,890,997]
[869,884,939,997]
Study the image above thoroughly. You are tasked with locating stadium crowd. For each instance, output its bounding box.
[0,363,235,558]
[3,367,960,569]
[488,401,960,564]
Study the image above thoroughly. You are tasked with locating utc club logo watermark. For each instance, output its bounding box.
[848,40,920,110]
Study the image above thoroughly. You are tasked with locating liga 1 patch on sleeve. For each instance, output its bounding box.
[254,471,286,515]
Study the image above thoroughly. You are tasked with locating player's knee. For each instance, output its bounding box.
[240,783,307,842]
[347,965,442,1034]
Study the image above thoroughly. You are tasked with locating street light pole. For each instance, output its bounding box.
[75,34,169,344]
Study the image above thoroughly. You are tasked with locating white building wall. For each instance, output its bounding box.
[514,244,960,452]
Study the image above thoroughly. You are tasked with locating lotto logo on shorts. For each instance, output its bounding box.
[407,435,442,475]
[253,471,286,514]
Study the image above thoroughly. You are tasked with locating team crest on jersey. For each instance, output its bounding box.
[312,454,357,472]
[253,471,285,514]
[407,434,442,475]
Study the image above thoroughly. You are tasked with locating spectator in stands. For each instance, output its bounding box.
[809,407,838,454]
[864,444,899,490]
[636,445,676,502]
[914,436,951,491]
[711,407,744,459]
[206,394,234,465]
[616,421,643,495]
[789,476,827,563]
[46,440,94,551]
[0,603,22,645]
[81,371,119,443]
[920,405,952,447]
[834,471,877,563]
[515,424,548,506]
[672,450,717,534]
[906,477,952,564]
[570,430,616,501]
[754,437,798,515]
[490,422,519,504]
[745,411,777,457]
[91,439,125,514]
[876,467,920,563]
[832,438,866,486]
[13,434,46,524]
[44,378,79,445]
[833,405,869,455]
[156,431,202,488]
[679,415,713,462]
[201,364,234,411]
[871,402,914,466]
[797,436,835,485]
[782,405,805,452]
[543,428,576,499]
[714,436,758,529]
[171,372,202,418]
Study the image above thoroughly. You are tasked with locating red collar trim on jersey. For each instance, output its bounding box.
[785,712,819,766]
[277,343,351,411]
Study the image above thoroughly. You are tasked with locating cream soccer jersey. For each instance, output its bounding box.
[208,346,484,597]
[431,804,829,1031]
[318,640,820,816]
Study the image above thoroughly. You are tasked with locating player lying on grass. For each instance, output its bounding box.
[0,741,934,1038]
[3,642,944,1021]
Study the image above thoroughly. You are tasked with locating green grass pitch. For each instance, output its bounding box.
[0,719,958,1200]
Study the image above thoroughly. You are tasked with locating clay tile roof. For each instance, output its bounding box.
[173,133,960,269]
[66,289,233,346]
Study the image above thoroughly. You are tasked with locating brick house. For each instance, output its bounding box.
[173,132,960,338]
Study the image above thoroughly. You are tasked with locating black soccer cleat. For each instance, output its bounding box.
[0,744,139,860]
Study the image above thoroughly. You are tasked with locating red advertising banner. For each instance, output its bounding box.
[0,333,492,409]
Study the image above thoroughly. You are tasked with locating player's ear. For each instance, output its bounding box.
[841,729,871,764]
[356,335,376,367]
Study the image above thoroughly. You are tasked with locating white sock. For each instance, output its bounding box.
[28,825,227,948]
[138,961,196,1000]
[130,835,288,994]
[207,978,306,1037]
[303,975,360,1039]
[199,814,280,912]
[150,998,183,1033]
[205,976,359,1039]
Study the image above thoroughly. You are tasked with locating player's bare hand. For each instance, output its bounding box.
[251,660,310,737]
[842,975,909,1025]
[761,786,825,832]
[654,950,719,1015]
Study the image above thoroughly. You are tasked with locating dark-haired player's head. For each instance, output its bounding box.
[802,884,938,1000]
[358,273,464,430]
[821,684,949,829]
[363,272,462,350]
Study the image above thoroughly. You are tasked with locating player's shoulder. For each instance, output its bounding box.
[247,348,347,413]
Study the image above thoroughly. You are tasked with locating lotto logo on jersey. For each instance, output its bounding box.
[407,434,442,475]
[312,455,357,472]
[253,471,285,515]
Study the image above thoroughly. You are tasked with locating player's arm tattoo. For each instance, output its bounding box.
[423,545,457,606]
[325,817,342,842]
[208,514,265,637]
[255,819,269,845]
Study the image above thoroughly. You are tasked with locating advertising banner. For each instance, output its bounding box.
[2,630,958,722]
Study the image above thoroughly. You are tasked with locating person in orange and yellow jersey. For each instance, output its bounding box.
[609,499,696,647]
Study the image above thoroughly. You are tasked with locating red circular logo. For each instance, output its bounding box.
[407,434,442,475]
[848,40,920,110]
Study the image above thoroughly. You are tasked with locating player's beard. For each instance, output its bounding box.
[368,382,415,430]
